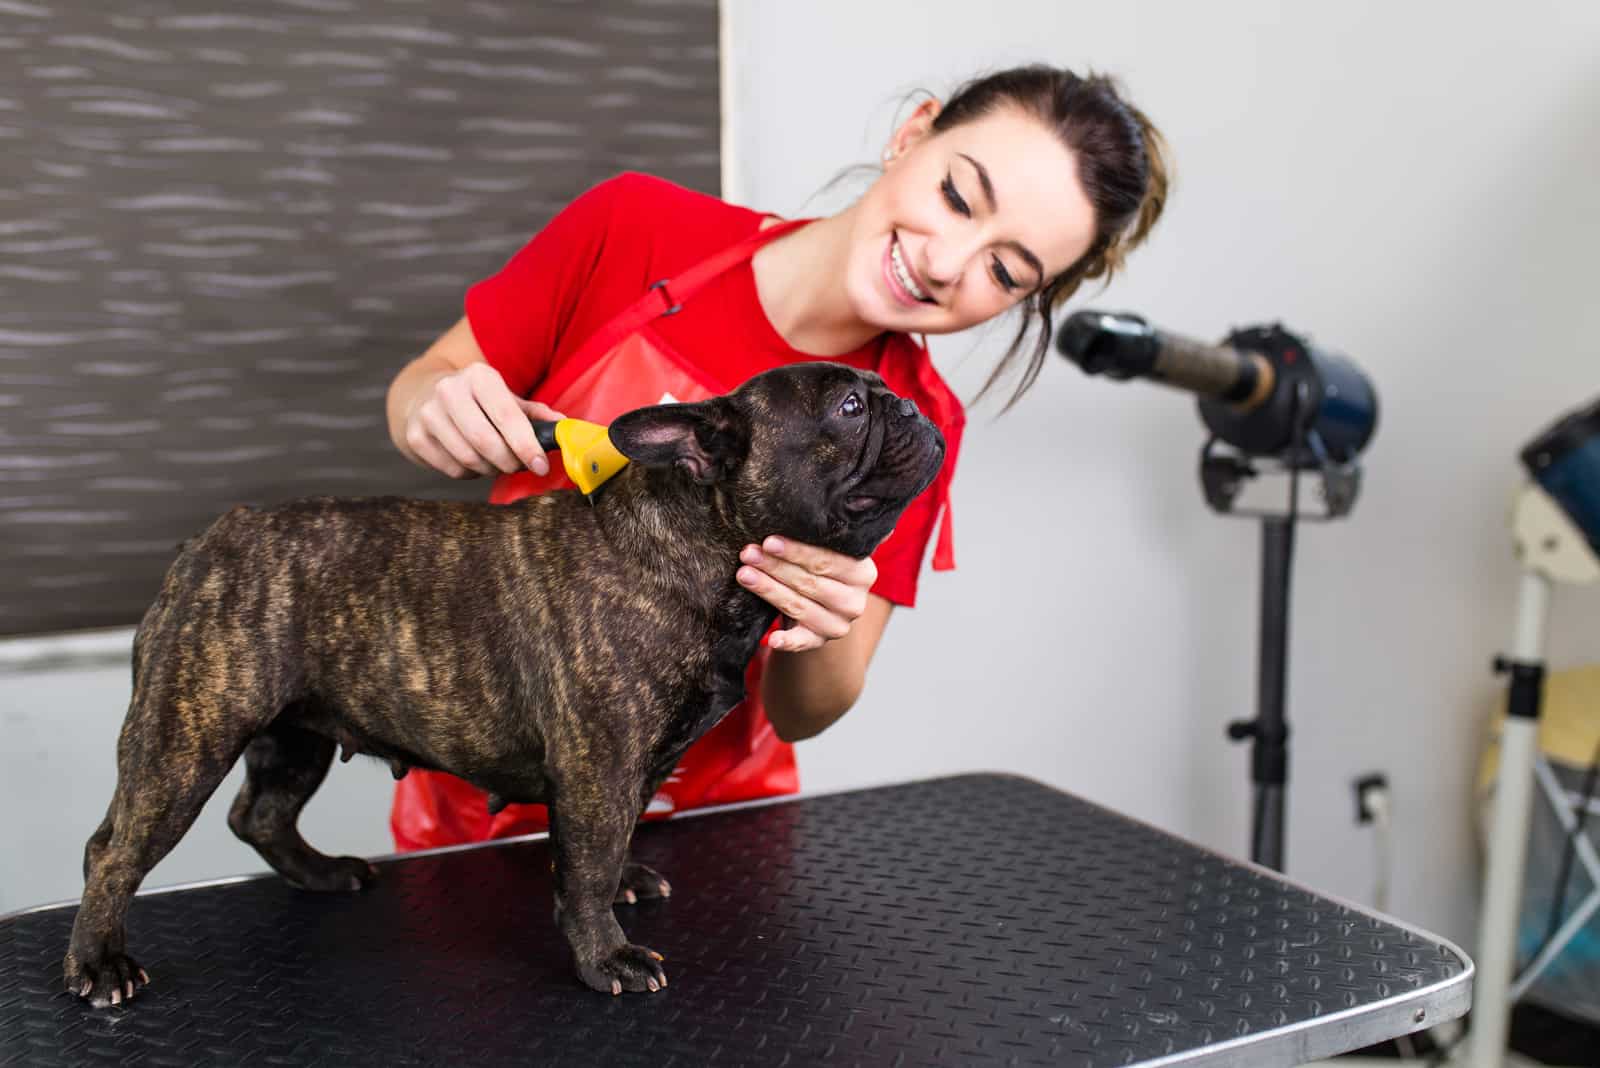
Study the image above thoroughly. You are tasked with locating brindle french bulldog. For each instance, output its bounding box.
[64,362,945,1005]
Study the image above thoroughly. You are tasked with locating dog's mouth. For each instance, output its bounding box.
[847,455,941,516]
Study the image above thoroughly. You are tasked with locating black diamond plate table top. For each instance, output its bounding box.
[1,773,1470,1067]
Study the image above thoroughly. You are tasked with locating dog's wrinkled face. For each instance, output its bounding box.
[609,364,946,556]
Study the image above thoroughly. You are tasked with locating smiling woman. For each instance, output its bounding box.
[878,66,1170,407]
[382,62,1170,853]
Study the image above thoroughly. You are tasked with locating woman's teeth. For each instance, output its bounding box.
[891,238,931,303]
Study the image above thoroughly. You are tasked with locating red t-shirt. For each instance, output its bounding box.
[390,173,964,850]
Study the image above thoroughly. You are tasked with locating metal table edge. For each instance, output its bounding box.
[1,769,1475,1068]
[987,771,1478,1064]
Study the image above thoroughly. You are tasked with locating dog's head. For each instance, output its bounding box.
[608,363,946,557]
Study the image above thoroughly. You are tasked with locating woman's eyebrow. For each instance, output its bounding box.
[958,152,1045,282]
[957,152,998,212]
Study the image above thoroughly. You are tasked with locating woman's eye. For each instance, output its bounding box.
[940,173,970,218]
[991,256,1019,291]
[839,393,864,417]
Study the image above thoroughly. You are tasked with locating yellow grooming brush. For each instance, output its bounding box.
[530,419,630,496]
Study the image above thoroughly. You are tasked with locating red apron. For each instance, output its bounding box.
[390,218,959,850]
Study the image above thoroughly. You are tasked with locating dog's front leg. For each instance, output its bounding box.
[548,778,669,995]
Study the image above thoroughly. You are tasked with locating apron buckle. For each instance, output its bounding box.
[649,279,683,316]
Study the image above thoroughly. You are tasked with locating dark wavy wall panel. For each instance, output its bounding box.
[0,0,719,638]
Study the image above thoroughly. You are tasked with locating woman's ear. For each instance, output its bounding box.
[884,97,942,163]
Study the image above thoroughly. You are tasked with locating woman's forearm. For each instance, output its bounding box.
[761,596,892,741]
[386,351,457,466]
[387,316,485,464]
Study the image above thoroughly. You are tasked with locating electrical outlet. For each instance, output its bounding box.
[1353,772,1389,824]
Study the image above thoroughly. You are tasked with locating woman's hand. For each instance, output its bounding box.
[402,361,565,480]
[388,317,566,480]
[736,536,877,652]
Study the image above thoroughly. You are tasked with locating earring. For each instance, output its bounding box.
[882,149,894,163]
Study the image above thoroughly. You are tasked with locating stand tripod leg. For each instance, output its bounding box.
[1252,517,1294,871]
[1470,570,1550,1068]
[1252,784,1286,871]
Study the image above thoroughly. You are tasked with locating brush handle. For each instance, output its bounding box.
[530,419,559,453]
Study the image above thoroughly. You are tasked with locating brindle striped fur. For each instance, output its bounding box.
[65,363,945,1003]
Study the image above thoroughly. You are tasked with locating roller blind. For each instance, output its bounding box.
[0,0,719,637]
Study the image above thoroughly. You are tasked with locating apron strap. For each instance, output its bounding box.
[664,216,810,309]
[541,217,811,403]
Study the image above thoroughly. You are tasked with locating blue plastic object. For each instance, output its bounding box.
[1523,396,1600,553]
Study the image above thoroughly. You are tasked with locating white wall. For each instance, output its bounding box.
[4,2,1598,956]
[0,648,398,915]
[729,0,1600,951]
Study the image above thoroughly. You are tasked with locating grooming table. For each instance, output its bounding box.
[0,774,1470,1066]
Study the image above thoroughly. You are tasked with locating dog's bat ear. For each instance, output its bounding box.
[610,398,749,484]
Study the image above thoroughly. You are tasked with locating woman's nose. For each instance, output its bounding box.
[922,229,979,289]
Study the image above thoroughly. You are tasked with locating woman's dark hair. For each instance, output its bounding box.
[928,65,1170,409]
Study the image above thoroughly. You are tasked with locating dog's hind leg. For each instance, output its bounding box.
[226,717,377,892]
[65,692,254,1007]
[614,777,674,905]
[614,858,673,905]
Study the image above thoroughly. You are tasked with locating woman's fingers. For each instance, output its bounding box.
[473,378,551,476]
[749,539,873,611]
[404,423,470,479]
[519,398,567,423]
[406,363,569,479]
[735,561,848,638]
[735,537,876,650]
[419,403,495,477]
[436,370,526,475]
[762,536,877,592]
[740,552,862,626]
[769,624,825,653]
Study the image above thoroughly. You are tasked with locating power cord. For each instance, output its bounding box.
[1363,784,1392,915]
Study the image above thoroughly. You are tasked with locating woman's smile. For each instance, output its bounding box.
[884,232,934,307]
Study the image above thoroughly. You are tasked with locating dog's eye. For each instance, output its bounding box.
[839,393,864,418]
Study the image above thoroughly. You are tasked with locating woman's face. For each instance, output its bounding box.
[846,102,1097,336]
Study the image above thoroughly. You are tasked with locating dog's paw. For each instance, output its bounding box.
[284,855,378,893]
[576,944,669,995]
[64,949,149,1008]
[613,862,672,905]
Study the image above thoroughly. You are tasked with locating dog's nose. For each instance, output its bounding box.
[896,397,918,418]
